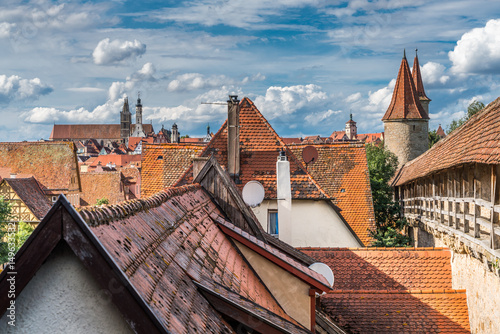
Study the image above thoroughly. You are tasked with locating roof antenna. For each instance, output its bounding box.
[403,49,406,59]
[415,48,418,57]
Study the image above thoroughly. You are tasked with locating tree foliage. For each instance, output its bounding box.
[365,143,410,247]
[0,198,34,264]
[428,129,440,148]
[447,100,485,134]
[96,197,109,206]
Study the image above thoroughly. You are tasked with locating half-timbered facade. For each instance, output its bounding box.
[0,178,51,224]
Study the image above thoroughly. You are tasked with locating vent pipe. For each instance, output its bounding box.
[276,149,292,244]
[227,95,240,181]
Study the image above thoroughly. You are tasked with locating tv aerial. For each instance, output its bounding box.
[242,181,265,207]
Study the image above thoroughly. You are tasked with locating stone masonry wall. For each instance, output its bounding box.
[384,119,428,166]
[412,225,500,333]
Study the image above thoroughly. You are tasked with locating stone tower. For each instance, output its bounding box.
[382,51,429,166]
[171,123,179,143]
[131,94,146,137]
[120,97,131,140]
[412,50,431,116]
[345,113,357,140]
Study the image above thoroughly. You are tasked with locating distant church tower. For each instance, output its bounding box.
[131,93,146,137]
[171,123,179,143]
[120,97,131,140]
[345,113,357,140]
[382,50,429,166]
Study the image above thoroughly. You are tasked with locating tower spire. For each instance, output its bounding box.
[412,49,431,116]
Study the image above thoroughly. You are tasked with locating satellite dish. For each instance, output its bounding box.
[302,145,318,164]
[309,262,334,289]
[242,181,265,207]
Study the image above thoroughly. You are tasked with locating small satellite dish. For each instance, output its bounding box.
[302,145,318,164]
[309,262,334,289]
[242,181,265,207]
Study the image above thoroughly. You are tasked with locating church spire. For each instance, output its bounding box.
[382,51,428,121]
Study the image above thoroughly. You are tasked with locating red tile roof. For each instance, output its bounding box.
[412,53,431,102]
[141,143,205,198]
[49,124,153,140]
[322,290,469,333]
[79,171,125,206]
[193,98,326,200]
[393,96,500,186]
[83,184,308,333]
[436,124,446,137]
[0,141,80,194]
[300,247,452,290]
[3,177,52,220]
[288,144,375,246]
[382,55,428,121]
[90,153,141,168]
[300,247,470,333]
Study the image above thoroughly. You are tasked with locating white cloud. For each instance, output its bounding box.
[421,62,449,85]
[254,84,328,119]
[0,22,16,38]
[0,74,52,103]
[449,19,500,74]
[66,87,106,93]
[109,63,156,101]
[305,109,342,125]
[92,38,146,65]
[345,92,362,103]
[23,99,122,124]
[361,79,395,113]
[167,73,233,92]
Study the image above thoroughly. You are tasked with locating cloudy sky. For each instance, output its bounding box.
[1,0,500,141]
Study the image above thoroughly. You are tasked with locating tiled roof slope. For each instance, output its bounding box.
[288,144,375,246]
[393,96,499,186]
[300,248,452,290]
[412,53,430,102]
[82,184,308,333]
[301,247,470,333]
[4,177,52,220]
[0,141,80,194]
[79,172,125,206]
[322,290,469,333]
[182,98,326,199]
[382,55,428,121]
[141,143,205,197]
[50,124,153,140]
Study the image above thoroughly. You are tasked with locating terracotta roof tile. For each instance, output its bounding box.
[3,177,52,220]
[79,171,125,206]
[179,98,326,200]
[141,143,205,198]
[288,144,375,246]
[382,55,428,121]
[393,96,500,186]
[412,53,431,102]
[321,290,469,333]
[84,184,302,332]
[300,248,452,290]
[49,124,153,140]
[0,141,80,194]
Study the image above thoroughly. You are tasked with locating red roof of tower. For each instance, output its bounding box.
[412,51,431,102]
[382,53,429,121]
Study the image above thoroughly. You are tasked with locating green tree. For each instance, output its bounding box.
[15,222,34,251]
[0,197,12,264]
[428,129,440,148]
[447,100,485,133]
[365,143,410,247]
[96,197,109,206]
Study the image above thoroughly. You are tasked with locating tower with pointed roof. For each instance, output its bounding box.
[412,49,431,116]
[120,97,131,140]
[382,51,429,166]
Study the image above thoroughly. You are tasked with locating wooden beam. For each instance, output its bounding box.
[491,165,497,249]
[473,166,480,238]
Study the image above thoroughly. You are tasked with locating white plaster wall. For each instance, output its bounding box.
[0,244,134,334]
[252,199,361,247]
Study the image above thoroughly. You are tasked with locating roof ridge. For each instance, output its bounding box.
[298,246,449,251]
[328,289,466,294]
[78,183,201,226]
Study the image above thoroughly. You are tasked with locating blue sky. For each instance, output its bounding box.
[1,0,500,141]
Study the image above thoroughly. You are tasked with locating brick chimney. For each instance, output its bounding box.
[227,95,240,181]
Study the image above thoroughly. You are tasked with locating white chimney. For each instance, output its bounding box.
[276,149,292,244]
[9,173,16,179]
